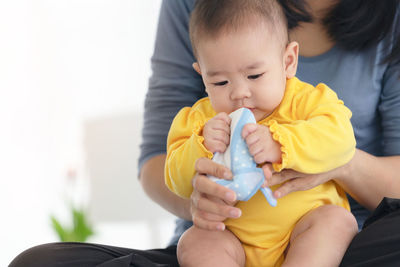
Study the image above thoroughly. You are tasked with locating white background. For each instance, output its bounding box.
[0,0,177,265]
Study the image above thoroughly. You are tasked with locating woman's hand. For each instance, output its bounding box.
[263,163,348,199]
[190,157,242,231]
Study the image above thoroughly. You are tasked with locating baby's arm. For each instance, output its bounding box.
[279,85,355,174]
[165,107,214,199]
[252,83,356,174]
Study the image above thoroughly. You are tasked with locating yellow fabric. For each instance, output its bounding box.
[165,77,355,266]
[229,181,349,267]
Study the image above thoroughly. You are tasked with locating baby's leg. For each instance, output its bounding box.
[283,205,358,267]
[177,226,245,267]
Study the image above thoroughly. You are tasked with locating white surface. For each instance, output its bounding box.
[84,112,175,222]
[0,0,172,265]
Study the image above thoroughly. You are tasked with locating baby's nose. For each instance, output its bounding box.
[231,85,251,100]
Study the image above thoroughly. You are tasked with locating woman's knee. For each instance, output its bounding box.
[9,243,64,267]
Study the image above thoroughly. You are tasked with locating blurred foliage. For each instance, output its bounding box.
[51,206,95,242]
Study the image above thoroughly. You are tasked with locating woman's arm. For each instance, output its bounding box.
[340,35,400,209]
[265,150,400,211]
[336,150,400,210]
[138,0,202,218]
[140,154,192,220]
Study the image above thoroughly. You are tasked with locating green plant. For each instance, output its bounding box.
[51,205,95,242]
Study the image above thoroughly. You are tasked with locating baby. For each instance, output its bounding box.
[165,0,358,266]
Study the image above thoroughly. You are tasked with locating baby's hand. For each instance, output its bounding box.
[242,123,282,164]
[203,112,231,153]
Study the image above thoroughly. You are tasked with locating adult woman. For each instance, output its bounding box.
[140,0,400,265]
[10,0,400,266]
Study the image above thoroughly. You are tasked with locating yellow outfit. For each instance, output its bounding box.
[165,77,356,267]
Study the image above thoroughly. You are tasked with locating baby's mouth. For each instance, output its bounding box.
[245,107,256,113]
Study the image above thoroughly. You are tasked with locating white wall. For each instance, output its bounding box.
[0,0,174,265]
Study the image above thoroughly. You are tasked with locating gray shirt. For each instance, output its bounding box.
[139,0,400,246]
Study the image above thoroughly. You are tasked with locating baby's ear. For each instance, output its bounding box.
[284,41,299,79]
[192,62,202,75]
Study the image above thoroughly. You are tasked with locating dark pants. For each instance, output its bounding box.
[340,197,400,267]
[9,243,179,267]
[10,198,400,267]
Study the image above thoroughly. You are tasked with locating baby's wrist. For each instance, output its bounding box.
[270,141,282,163]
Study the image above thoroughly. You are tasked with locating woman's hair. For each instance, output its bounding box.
[279,0,400,64]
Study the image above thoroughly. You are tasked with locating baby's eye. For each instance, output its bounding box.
[248,73,264,80]
[213,81,228,86]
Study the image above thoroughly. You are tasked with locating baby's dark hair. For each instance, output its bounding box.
[189,0,288,59]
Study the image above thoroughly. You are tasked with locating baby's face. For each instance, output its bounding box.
[195,23,297,121]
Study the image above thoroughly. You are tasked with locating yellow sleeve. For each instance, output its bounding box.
[165,106,214,199]
[268,83,356,173]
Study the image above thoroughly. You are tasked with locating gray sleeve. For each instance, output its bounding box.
[138,0,204,173]
[380,61,400,156]
[379,10,400,156]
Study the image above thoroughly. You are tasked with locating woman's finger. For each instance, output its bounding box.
[191,195,227,221]
[268,168,301,186]
[191,190,240,219]
[192,172,236,203]
[192,211,226,231]
[197,196,240,218]
[273,178,301,198]
[190,176,241,230]
[273,175,321,198]
[195,157,232,180]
